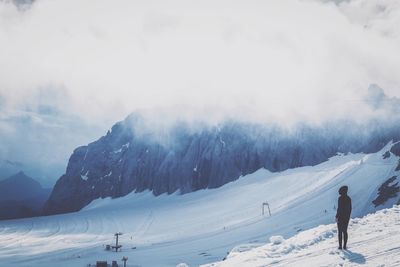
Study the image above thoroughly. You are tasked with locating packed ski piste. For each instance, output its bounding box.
[0,143,399,266]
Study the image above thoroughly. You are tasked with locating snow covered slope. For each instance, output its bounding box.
[0,144,399,267]
[202,205,400,267]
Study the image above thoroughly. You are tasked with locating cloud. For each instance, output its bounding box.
[365,84,400,113]
[0,0,400,182]
[0,0,399,124]
[0,102,106,185]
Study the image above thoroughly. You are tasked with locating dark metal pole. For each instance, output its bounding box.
[122,256,128,267]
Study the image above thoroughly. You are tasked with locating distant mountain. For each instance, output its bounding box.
[0,160,24,180]
[43,113,400,215]
[12,0,34,7]
[0,172,51,220]
[0,171,44,201]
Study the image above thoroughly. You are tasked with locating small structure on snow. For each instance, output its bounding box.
[262,201,271,216]
[112,232,123,252]
[96,261,108,267]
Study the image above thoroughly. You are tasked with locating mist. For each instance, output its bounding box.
[0,0,400,184]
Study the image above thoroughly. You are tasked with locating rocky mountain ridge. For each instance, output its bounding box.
[44,114,400,215]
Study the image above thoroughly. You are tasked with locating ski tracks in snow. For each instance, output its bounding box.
[136,211,155,237]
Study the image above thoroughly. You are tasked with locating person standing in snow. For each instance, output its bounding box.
[336,185,352,250]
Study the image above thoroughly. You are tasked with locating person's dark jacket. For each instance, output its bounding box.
[336,194,352,222]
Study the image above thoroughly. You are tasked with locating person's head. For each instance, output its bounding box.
[339,185,348,196]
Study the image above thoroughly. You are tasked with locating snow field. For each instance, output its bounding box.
[0,143,398,266]
[203,206,400,267]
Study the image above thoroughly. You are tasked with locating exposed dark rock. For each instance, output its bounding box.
[396,160,400,172]
[372,176,400,207]
[390,142,400,157]
[382,151,390,159]
[392,142,400,172]
[43,114,400,215]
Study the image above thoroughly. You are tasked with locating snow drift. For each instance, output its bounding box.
[202,205,400,267]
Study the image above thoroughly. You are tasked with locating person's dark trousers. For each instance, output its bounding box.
[337,219,349,249]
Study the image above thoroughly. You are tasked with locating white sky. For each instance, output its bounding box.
[0,0,399,125]
[0,0,400,183]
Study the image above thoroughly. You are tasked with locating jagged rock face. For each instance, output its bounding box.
[372,176,400,207]
[382,151,391,159]
[44,115,400,215]
[390,143,400,171]
[390,143,400,157]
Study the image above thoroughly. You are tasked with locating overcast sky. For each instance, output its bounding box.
[0,0,399,184]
